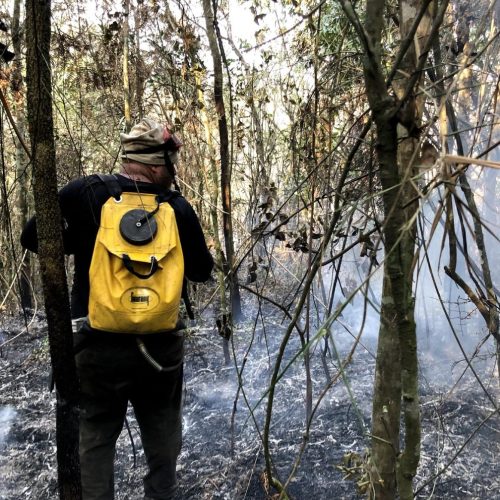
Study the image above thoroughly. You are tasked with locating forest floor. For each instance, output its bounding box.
[0,299,499,499]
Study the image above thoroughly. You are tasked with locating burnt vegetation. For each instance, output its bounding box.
[1,0,500,499]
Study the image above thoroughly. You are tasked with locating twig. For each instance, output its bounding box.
[0,88,31,158]
[124,417,137,468]
[414,407,500,496]
[242,0,328,53]
[420,226,499,411]
[0,249,29,311]
[442,153,500,170]
[243,444,262,499]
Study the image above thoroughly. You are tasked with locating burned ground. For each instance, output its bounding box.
[0,304,499,499]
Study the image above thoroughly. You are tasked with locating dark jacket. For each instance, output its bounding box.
[21,174,213,319]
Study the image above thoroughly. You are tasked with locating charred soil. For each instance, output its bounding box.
[0,305,499,499]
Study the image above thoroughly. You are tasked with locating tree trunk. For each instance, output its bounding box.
[391,1,433,496]
[134,2,145,120]
[368,109,403,500]
[338,0,438,496]
[122,0,131,131]
[194,66,231,364]
[355,4,405,497]
[25,0,81,497]
[202,0,242,322]
[12,0,32,310]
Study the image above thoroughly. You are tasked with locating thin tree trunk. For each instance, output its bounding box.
[122,0,131,130]
[202,0,242,322]
[339,0,440,496]
[391,1,434,496]
[353,2,403,496]
[194,66,231,364]
[25,0,81,497]
[134,2,145,120]
[160,5,232,362]
[12,0,32,309]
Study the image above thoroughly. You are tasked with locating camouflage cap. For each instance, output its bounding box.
[120,118,180,166]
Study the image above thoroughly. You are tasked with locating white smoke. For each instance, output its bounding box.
[0,406,16,451]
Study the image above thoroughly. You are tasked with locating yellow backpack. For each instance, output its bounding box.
[88,176,184,334]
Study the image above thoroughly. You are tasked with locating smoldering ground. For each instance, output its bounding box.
[0,284,499,499]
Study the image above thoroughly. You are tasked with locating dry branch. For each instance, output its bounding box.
[443,154,500,170]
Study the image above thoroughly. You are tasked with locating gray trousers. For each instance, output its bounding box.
[75,332,184,500]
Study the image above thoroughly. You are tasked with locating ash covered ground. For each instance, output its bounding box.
[1,299,499,499]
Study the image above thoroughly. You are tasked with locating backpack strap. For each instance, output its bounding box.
[156,190,181,204]
[156,191,194,320]
[182,279,195,320]
[95,173,122,200]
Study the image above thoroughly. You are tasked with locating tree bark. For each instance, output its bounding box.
[12,0,32,310]
[122,0,131,131]
[355,3,405,497]
[202,0,242,322]
[194,66,231,364]
[25,0,81,497]
[339,0,439,496]
[134,1,145,120]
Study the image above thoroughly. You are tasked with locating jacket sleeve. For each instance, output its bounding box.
[20,178,85,255]
[20,217,38,253]
[172,198,214,283]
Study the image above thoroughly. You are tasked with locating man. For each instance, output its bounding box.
[21,118,214,499]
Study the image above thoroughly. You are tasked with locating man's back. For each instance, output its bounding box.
[21,173,213,320]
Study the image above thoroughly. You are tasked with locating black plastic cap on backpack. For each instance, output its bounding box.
[120,209,158,245]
